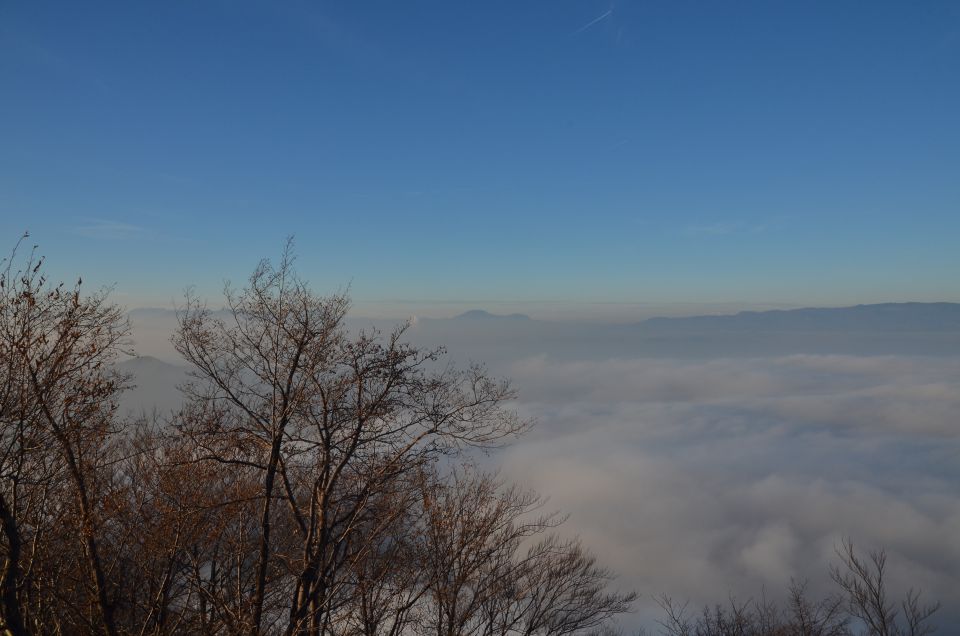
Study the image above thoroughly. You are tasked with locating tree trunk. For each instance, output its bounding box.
[251,433,284,635]
[0,493,27,636]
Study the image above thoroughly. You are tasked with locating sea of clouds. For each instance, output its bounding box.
[497,354,960,630]
[123,309,960,631]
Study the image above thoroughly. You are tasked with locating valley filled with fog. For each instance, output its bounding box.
[124,304,960,630]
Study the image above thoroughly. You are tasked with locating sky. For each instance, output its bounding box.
[2,1,959,316]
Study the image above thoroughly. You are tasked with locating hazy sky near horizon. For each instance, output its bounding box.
[2,1,959,315]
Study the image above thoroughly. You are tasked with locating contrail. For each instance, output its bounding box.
[574,9,612,35]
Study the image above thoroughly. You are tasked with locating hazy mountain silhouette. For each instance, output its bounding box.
[126,303,960,368]
[118,355,189,415]
[452,310,532,321]
[407,303,960,363]
[640,302,960,333]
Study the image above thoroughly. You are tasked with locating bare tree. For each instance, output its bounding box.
[830,539,939,636]
[513,535,638,635]
[655,540,939,636]
[173,242,528,635]
[785,579,848,636]
[338,474,431,636]
[417,467,636,636]
[418,468,562,636]
[0,235,131,635]
[655,595,694,636]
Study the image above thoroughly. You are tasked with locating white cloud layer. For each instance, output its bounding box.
[495,354,960,630]
[121,309,960,631]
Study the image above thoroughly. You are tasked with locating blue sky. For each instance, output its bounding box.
[2,1,958,316]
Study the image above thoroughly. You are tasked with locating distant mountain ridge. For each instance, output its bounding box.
[641,302,960,332]
[118,355,189,415]
[452,310,532,321]
[129,303,960,332]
